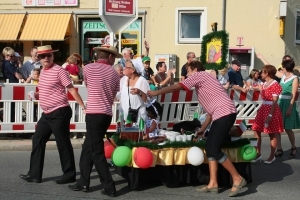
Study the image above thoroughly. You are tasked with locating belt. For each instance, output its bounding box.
[262,101,273,105]
[279,94,291,99]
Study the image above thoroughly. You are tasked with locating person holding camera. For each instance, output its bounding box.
[117,60,149,126]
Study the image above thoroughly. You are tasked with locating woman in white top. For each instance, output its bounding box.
[117,60,150,125]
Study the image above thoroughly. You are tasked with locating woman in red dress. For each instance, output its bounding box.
[252,65,284,164]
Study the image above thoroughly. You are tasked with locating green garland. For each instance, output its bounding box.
[200,30,229,70]
[111,134,250,150]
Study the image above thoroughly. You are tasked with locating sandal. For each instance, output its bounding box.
[289,147,297,158]
[228,177,247,197]
[275,149,283,158]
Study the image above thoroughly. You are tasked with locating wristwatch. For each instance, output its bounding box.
[138,91,142,96]
[268,114,272,117]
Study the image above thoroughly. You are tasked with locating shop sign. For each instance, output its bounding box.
[22,0,78,7]
[86,38,105,44]
[105,0,134,16]
[121,39,136,44]
[83,21,140,33]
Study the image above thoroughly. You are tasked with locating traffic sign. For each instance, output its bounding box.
[99,0,138,46]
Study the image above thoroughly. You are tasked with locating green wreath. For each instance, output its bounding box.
[200,30,229,70]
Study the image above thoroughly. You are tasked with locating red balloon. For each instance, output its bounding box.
[133,147,153,169]
[104,140,115,159]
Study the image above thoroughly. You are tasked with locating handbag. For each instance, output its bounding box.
[127,79,140,123]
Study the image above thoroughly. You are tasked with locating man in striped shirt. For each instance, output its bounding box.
[19,45,86,185]
[148,60,247,197]
[69,45,121,197]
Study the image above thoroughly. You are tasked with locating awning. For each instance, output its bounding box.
[0,14,25,41]
[19,14,71,41]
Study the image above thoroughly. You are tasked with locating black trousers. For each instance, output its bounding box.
[78,114,115,192]
[205,113,237,161]
[28,106,76,180]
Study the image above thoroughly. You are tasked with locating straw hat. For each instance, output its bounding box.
[37,45,58,55]
[93,45,122,58]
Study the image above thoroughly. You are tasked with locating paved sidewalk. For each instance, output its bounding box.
[1,129,300,151]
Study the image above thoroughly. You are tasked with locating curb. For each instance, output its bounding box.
[0,138,84,151]
[1,130,300,151]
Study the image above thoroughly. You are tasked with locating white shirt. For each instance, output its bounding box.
[118,76,150,124]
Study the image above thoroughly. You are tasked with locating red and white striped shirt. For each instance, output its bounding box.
[179,71,237,121]
[83,59,120,115]
[38,64,71,114]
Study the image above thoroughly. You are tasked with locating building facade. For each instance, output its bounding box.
[0,0,299,79]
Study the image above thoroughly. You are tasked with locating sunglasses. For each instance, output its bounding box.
[39,53,52,59]
[7,55,15,58]
[124,66,134,70]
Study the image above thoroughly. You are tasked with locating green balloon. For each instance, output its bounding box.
[150,84,156,91]
[112,146,132,167]
[240,144,257,161]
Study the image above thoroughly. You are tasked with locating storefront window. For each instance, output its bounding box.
[80,19,142,64]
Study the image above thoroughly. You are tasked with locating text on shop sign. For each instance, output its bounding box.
[83,22,139,29]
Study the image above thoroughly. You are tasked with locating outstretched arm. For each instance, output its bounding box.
[147,83,183,97]
[256,53,269,65]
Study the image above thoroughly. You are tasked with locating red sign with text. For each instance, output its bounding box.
[105,0,134,16]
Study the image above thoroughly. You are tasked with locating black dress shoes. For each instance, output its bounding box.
[54,177,76,184]
[19,174,41,183]
[101,189,117,197]
[68,183,89,192]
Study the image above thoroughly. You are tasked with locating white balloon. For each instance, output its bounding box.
[187,147,204,166]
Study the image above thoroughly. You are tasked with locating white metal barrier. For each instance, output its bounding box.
[1,82,300,134]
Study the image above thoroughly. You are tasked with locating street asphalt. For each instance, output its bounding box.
[0,132,300,199]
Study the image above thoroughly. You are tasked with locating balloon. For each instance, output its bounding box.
[150,84,156,91]
[187,147,204,166]
[133,147,153,169]
[112,146,132,167]
[104,140,115,159]
[240,144,257,161]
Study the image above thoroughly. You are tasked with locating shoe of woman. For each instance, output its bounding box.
[275,149,283,158]
[289,147,297,158]
[252,155,262,163]
[264,157,275,164]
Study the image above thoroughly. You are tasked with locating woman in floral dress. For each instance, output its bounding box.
[275,60,299,158]
[252,65,284,164]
